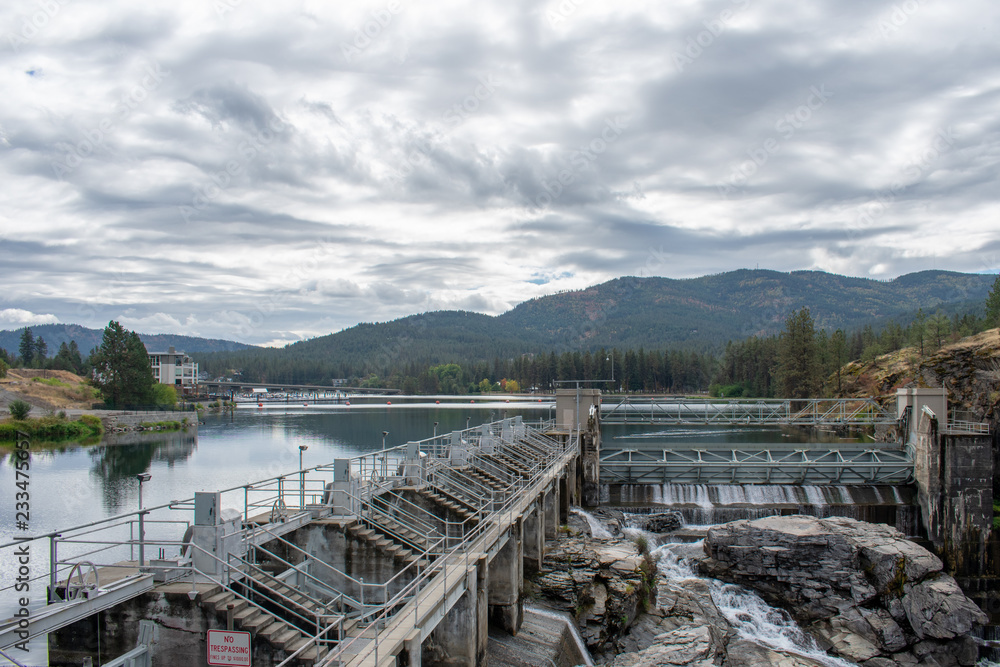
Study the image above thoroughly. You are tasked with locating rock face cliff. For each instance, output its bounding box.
[700,515,988,666]
[838,328,1000,421]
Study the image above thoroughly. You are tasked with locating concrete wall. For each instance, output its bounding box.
[913,409,994,575]
[48,586,289,667]
[282,522,412,604]
[99,411,196,430]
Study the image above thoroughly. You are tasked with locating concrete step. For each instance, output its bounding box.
[243,611,274,632]
[204,591,233,607]
[233,605,261,622]
[271,627,301,649]
[238,610,266,630]
[215,597,249,614]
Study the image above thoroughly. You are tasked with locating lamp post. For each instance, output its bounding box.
[607,354,615,393]
[465,416,471,430]
[298,445,308,509]
[381,431,389,477]
[136,473,151,567]
[433,421,439,438]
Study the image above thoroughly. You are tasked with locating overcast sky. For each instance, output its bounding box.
[2,0,999,346]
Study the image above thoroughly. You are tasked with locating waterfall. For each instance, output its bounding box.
[710,581,855,667]
[653,541,854,667]
[601,483,919,536]
[570,508,613,539]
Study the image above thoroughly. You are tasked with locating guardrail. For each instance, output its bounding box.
[1,417,573,664]
[601,396,898,425]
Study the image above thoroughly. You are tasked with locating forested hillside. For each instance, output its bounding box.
[194,269,997,392]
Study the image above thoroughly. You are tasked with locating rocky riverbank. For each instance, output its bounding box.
[532,511,989,666]
[700,515,987,666]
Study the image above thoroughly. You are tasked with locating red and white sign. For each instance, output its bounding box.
[207,629,251,666]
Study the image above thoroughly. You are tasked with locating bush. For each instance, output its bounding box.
[79,414,104,434]
[152,383,178,407]
[8,400,32,420]
[0,359,8,378]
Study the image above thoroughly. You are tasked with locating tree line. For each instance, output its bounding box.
[715,288,999,399]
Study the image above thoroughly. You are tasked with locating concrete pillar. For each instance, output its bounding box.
[543,484,558,541]
[425,565,482,666]
[897,387,948,444]
[559,474,569,525]
[913,408,993,575]
[488,519,523,634]
[404,632,421,667]
[476,556,489,663]
[582,429,601,508]
[556,388,603,508]
[523,502,543,573]
[565,457,579,508]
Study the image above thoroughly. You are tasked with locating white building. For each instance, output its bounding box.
[149,346,199,388]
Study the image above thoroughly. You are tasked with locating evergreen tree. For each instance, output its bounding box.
[911,309,927,356]
[775,308,820,399]
[92,321,155,407]
[985,274,1000,328]
[830,329,847,394]
[34,336,48,366]
[927,311,951,350]
[18,328,34,367]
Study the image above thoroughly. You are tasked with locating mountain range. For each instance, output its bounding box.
[2,270,994,367]
[273,269,995,362]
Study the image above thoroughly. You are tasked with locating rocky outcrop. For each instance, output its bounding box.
[580,509,684,537]
[532,538,657,652]
[838,328,1000,421]
[699,515,988,666]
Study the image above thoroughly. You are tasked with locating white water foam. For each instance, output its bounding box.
[710,581,855,667]
[651,483,848,507]
[571,508,613,539]
[652,541,854,667]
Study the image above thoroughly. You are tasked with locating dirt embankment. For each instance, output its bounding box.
[836,328,1000,420]
[0,369,99,412]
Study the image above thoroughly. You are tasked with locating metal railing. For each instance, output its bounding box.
[601,396,898,425]
[0,417,576,665]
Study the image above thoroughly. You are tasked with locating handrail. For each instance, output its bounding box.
[244,541,361,615]
[314,437,574,667]
[0,416,574,667]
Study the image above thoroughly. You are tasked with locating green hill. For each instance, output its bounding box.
[197,269,994,383]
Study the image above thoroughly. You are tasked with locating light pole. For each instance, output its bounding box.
[381,431,389,477]
[433,421,439,438]
[465,416,471,430]
[136,473,151,567]
[298,445,308,509]
[607,354,615,393]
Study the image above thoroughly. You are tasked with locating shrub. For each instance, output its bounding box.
[8,400,32,420]
[79,414,103,430]
[152,383,178,407]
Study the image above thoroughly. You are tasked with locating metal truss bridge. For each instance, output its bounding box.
[601,396,898,427]
[600,442,914,486]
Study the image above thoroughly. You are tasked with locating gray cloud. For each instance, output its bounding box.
[1,0,998,345]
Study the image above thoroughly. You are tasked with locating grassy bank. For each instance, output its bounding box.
[0,414,104,444]
[138,420,189,431]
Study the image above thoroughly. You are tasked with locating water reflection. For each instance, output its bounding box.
[88,431,198,512]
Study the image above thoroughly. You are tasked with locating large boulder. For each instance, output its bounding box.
[699,515,987,665]
[532,537,655,652]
